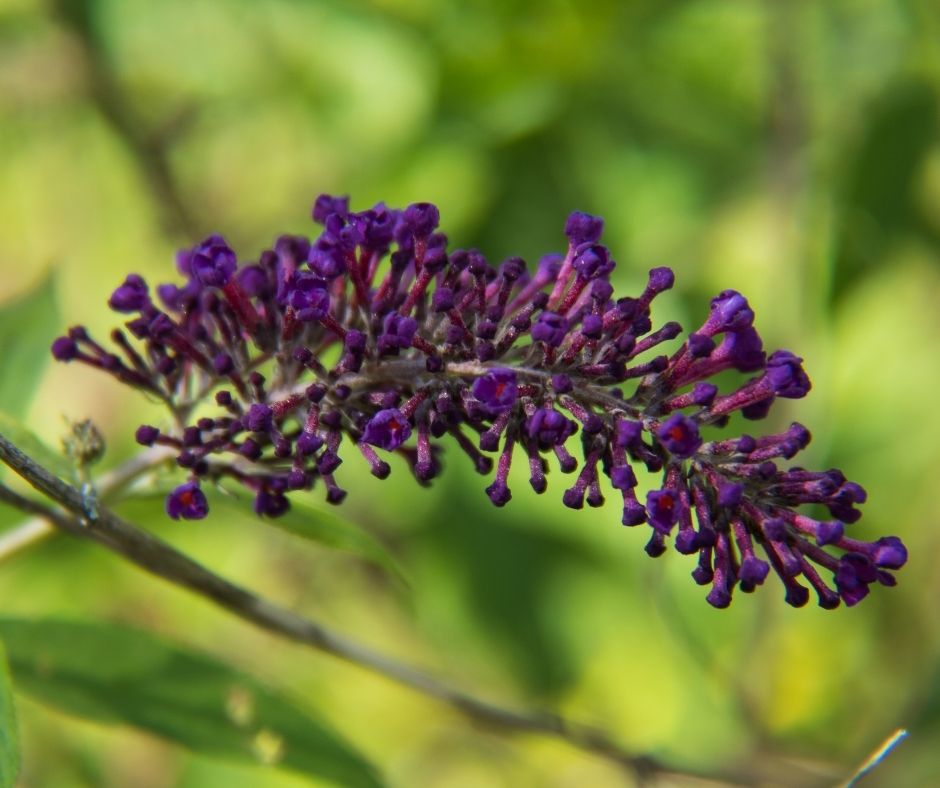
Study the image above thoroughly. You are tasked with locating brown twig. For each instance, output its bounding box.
[0,445,174,563]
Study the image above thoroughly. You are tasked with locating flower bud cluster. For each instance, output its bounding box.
[52,196,907,608]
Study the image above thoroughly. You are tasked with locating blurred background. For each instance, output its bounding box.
[1,0,940,785]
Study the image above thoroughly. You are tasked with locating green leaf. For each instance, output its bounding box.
[412,482,601,697]
[0,274,59,419]
[0,618,382,788]
[258,498,408,588]
[119,486,408,586]
[0,642,19,788]
[0,411,72,483]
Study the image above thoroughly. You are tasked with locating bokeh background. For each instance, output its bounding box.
[1,0,940,786]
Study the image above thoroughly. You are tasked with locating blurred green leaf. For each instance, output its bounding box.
[0,642,19,788]
[0,411,71,483]
[0,618,382,788]
[260,498,408,588]
[0,273,58,419]
[119,486,408,586]
[835,80,940,297]
[414,482,602,698]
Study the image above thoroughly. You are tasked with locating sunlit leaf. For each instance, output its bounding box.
[0,618,382,788]
[0,642,19,788]
[0,273,58,419]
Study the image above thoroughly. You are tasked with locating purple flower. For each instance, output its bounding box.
[581,314,603,339]
[471,369,518,414]
[246,404,274,432]
[525,408,576,448]
[308,245,347,279]
[722,327,766,372]
[362,409,412,451]
[108,275,150,312]
[397,202,440,241]
[572,245,609,279]
[52,194,906,611]
[766,350,811,398]
[378,314,418,353]
[254,489,291,518]
[431,287,455,313]
[166,482,209,520]
[704,290,754,334]
[284,273,330,321]
[51,336,79,361]
[873,536,907,569]
[564,211,604,246]
[351,203,398,249]
[646,267,674,294]
[531,312,568,347]
[238,265,273,298]
[297,431,324,455]
[135,425,160,446]
[190,236,237,287]
[312,194,349,224]
[646,489,679,533]
[656,413,702,458]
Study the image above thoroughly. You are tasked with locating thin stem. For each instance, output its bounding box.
[840,729,909,788]
[0,445,175,563]
[0,430,743,784]
[328,357,639,416]
[0,518,57,559]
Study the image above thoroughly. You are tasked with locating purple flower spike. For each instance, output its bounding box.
[52,194,906,610]
[363,408,412,451]
[166,482,209,521]
[472,369,518,414]
[656,413,702,458]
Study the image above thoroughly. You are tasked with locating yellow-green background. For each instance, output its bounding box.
[2,0,940,785]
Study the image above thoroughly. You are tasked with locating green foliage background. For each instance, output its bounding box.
[1,0,939,785]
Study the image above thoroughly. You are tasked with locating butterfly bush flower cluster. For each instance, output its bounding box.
[51,196,907,609]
